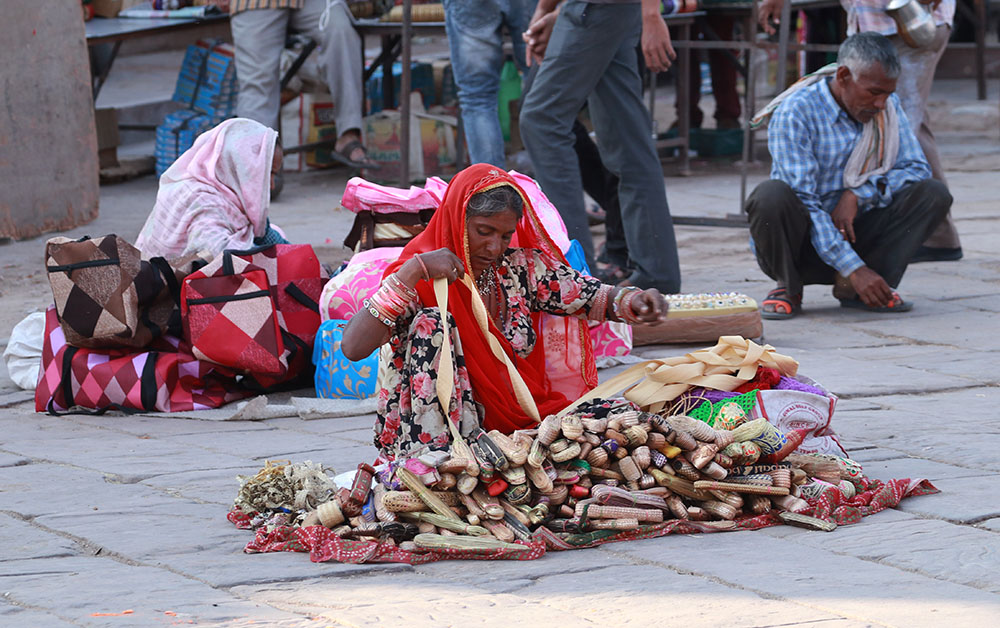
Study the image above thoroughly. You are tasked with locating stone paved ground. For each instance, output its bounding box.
[2,82,999,627]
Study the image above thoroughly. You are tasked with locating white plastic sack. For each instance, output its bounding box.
[3,311,46,391]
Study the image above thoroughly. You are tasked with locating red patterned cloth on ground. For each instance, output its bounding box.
[228,477,938,563]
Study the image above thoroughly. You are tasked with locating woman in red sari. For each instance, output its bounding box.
[341,165,667,460]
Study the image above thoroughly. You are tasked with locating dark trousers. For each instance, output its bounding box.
[572,120,628,269]
[519,0,681,293]
[677,15,741,127]
[745,179,952,297]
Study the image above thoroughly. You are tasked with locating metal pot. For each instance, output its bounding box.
[886,0,937,49]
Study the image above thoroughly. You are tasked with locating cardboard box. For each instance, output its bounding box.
[281,93,339,172]
[363,95,458,182]
[95,108,120,169]
[92,0,124,18]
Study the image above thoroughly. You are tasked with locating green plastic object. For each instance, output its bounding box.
[688,389,758,426]
[497,60,522,143]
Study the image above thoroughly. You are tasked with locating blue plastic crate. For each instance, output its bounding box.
[366,62,435,114]
[172,40,238,123]
[155,109,214,176]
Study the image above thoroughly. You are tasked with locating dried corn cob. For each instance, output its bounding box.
[693,480,790,496]
[413,532,523,551]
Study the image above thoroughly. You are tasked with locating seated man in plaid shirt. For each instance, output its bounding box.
[745,32,951,320]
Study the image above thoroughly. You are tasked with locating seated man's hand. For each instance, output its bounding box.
[758,0,784,36]
[832,189,859,243]
[849,266,894,308]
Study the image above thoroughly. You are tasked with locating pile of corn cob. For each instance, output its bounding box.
[291,403,864,550]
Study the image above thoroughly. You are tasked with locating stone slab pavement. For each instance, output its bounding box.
[2,102,1000,626]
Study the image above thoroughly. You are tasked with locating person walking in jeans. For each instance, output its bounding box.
[443,0,535,168]
[518,0,681,293]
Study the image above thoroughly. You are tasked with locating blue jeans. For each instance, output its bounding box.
[443,0,534,168]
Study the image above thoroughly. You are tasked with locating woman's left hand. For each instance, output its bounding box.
[630,289,668,323]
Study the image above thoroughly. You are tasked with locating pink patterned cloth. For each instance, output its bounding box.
[136,118,278,258]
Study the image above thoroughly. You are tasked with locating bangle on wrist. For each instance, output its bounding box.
[363,298,395,327]
[612,286,640,322]
[414,254,430,282]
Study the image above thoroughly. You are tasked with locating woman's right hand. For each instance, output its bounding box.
[399,248,466,287]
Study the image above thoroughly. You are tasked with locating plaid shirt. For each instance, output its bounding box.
[230,0,305,15]
[765,79,931,276]
[840,0,955,35]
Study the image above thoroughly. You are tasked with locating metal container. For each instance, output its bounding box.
[886,0,937,49]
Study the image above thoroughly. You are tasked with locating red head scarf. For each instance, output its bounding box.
[385,164,598,432]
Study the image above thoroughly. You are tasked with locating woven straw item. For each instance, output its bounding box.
[693,480,790,496]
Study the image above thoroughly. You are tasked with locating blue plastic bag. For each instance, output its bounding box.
[312,319,379,399]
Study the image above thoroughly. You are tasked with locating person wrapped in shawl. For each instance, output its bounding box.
[135,118,287,259]
[340,164,668,461]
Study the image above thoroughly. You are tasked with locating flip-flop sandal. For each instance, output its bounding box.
[839,292,913,313]
[332,138,381,170]
[761,287,801,320]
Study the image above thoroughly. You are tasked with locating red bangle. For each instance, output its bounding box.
[414,254,430,281]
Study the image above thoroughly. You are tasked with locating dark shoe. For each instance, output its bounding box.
[761,287,802,320]
[910,246,963,263]
[839,292,913,313]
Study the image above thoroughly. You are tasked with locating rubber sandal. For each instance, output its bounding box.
[761,288,801,320]
[839,292,913,313]
[332,138,381,170]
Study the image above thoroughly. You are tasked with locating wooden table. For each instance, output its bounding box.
[85,14,230,99]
